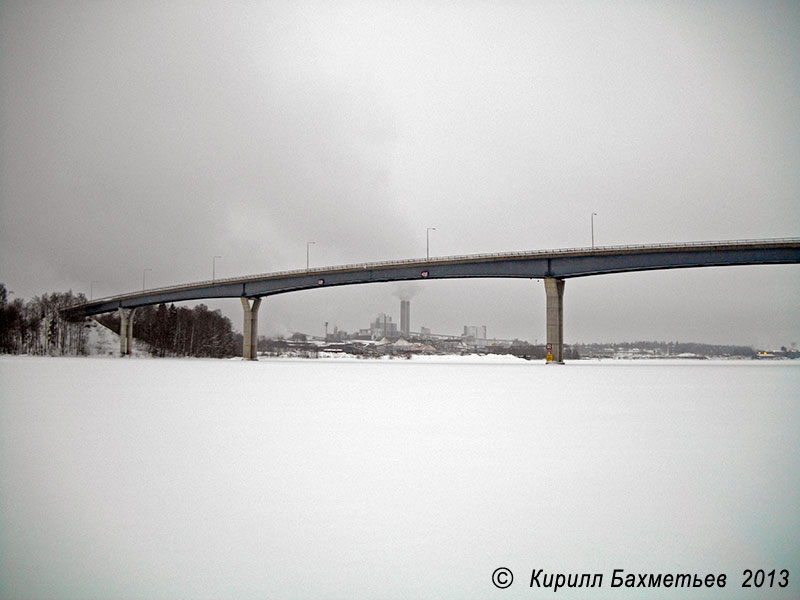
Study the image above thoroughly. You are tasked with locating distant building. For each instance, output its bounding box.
[463,325,479,340]
[370,313,397,339]
[328,325,348,342]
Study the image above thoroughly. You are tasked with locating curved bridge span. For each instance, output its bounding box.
[66,238,800,362]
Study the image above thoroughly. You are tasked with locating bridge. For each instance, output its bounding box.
[64,238,800,362]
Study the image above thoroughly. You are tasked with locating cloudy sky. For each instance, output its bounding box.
[1,1,798,347]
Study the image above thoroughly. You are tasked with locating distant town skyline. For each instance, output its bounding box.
[284,296,794,352]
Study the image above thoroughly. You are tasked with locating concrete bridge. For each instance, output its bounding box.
[64,238,800,362]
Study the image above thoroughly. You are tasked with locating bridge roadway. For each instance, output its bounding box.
[64,238,800,362]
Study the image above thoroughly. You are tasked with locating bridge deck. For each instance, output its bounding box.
[65,238,800,317]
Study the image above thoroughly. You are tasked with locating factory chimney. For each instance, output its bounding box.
[400,300,410,337]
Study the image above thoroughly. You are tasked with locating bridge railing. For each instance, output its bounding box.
[76,237,800,307]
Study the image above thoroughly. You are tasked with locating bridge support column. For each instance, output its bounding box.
[544,278,565,364]
[118,307,137,356]
[241,297,262,361]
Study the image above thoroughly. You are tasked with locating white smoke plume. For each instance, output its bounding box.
[393,282,422,301]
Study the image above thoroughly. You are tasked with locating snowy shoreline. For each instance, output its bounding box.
[2,353,796,365]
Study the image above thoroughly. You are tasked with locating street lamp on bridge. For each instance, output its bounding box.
[591,213,597,248]
[212,256,222,281]
[142,268,151,291]
[427,227,436,260]
[307,241,316,270]
[90,281,101,301]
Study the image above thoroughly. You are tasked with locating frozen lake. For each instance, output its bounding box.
[1,356,798,599]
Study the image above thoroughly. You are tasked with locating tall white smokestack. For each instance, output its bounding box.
[400,300,410,336]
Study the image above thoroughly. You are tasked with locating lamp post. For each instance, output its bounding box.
[142,268,151,291]
[90,281,101,301]
[212,256,222,281]
[306,241,316,270]
[591,212,597,248]
[426,227,436,260]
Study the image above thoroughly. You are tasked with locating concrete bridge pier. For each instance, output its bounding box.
[241,297,262,360]
[544,278,565,364]
[118,307,137,356]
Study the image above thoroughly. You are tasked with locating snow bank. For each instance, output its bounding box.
[84,318,149,357]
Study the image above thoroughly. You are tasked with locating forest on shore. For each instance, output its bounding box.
[0,284,239,358]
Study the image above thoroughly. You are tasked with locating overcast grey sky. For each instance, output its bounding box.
[1,1,798,347]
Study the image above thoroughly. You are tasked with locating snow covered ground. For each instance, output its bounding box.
[1,356,798,599]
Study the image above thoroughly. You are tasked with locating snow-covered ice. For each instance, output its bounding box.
[1,356,798,599]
